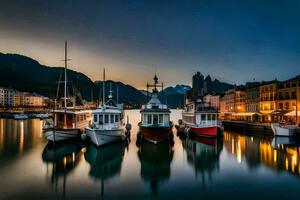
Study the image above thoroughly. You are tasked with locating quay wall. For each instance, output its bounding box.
[222,121,273,136]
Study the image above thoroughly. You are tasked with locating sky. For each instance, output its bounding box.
[0,0,300,89]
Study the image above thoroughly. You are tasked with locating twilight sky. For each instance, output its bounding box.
[0,0,299,89]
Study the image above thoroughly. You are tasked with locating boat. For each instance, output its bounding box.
[271,81,299,137]
[85,69,127,146]
[182,97,221,137]
[43,41,92,142]
[36,113,50,119]
[14,113,28,120]
[138,75,173,144]
[271,123,296,137]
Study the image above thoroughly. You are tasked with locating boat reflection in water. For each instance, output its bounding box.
[223,131,300,176]
[84,141,127,198]
[42,140,83,198]
[137,141,174,196]
[182,136,223,188]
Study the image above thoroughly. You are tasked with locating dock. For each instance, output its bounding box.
[222,121,273,136]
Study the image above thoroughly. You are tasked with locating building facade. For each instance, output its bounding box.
[245,83,260,113]
[0,87,45,108]
[219,89,235,120]
[259,81,277,122]
[276,76,300,123]
[203,94,220,110]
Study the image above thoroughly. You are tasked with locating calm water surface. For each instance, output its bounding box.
[1,109,300,200]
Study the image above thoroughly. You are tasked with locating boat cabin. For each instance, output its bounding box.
[140,94,170,127]
[183,98,218,127]
[91,104,123,130]
[195,99,218,127]
[54,109,92,129]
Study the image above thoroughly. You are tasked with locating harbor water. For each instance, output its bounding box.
[0,110,300,199]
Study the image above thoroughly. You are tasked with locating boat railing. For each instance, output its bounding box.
[142,104,168,109]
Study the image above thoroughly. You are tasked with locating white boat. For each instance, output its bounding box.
[14,113,28,120]
[43,41,92,143]
[181,98,221,137]
[271,123,296,137]
[85,69,126,147]
[36,113,50,119]
[43,109,92,142]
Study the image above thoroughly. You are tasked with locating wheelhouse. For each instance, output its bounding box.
[54,110,92,129]
[140,111,170,127]
[195,99,218,127]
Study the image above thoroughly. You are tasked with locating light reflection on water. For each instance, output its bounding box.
[0,110,300,199]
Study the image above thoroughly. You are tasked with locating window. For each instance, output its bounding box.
[201,114,206,121]
[110,115,114,123]
[159,114,163,123]
[93,114,98,122]
[147,115,152,124]
[105,115,109,123]
[212,114,216,120]
[207,114,211,120]
[99,115,103,124]
[115,115,119,122]
[285,103,289,110]
[58,114,64,122]
[153,115,158,124]
[279,103,283,110]
[292,91,296,99]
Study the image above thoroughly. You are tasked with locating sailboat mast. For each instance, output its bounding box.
[102,68,105,105]
[64,41,67,110]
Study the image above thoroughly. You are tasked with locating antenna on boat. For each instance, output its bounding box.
[102,68,105,106]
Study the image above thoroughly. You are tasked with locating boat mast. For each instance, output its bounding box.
[64,41,68,110]
[102,68,105,106]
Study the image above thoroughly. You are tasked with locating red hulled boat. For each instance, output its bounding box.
[138,75,173,144]
[182,98,221,137]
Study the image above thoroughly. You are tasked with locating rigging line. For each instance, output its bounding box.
[55,68,63,100]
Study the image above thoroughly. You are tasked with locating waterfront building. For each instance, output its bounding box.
[259,81,278,122]
[23,93,45,107]
[219,89,235,120]
[0,88,4,106]
[231,86,247,120]
[244,82,261,121]
[192,72,204,98]
[276,75,300,123]
[0,87,15,107]
[0,87,46,108]
[203,94,220,110]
